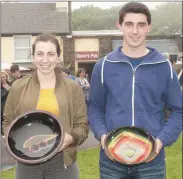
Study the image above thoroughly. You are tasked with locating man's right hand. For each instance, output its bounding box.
[101,133,114,161]
[101,134,107,149]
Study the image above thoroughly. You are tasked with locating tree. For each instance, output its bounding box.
[72,2,182,35]
[150,2,182,35]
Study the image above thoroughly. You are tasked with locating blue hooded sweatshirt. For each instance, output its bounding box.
[88,46,182,166]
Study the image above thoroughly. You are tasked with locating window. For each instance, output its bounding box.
[14,36,31,62]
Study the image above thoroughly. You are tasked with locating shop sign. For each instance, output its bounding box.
[75,51,98,60]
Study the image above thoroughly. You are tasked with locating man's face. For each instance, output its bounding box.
[117,13,151,48]
[12,70,20,79]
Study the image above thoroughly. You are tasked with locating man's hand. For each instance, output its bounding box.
[101,134,107,149]
[101,134,114,161]
[59,133,73,152]
[155,138,163,154]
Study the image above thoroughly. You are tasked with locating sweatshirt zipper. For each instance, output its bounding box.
[132,70,135,126]
[105,59,135,126]
[132,61,168,126]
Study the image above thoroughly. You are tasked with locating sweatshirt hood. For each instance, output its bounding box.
[106,46,167,63]
[100,46,173,85]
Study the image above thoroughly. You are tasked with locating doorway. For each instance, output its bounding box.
[78,62,96,83]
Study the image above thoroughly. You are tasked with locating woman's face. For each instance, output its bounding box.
[79,70,85,78]
[1,73,7,84]
[33,41,58,75]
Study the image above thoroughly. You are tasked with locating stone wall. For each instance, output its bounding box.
[62,34,182,73]
[174,35,182,52]
[99,36,112,58]
[62,36,75,72]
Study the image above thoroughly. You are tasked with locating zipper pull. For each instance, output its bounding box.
[133,70,135,76]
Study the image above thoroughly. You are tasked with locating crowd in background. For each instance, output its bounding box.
[61,67,90,104]
[1,64,22,135]
[161,52,182,121]
[162,52,182,88]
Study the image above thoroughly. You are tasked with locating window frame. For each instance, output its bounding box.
[13,35,32,63]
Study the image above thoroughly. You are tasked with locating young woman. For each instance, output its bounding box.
[75,68,90,104]
[1,71,11,90]
[1,71,11,135]
[3,33,89,179]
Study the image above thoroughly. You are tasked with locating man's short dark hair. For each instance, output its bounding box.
[119,2,151,25]
[10,64,20,73]
[61,67,70,75]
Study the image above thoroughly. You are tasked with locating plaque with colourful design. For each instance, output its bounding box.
[104,126,157,165]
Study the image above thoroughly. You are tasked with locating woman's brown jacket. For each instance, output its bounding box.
[3,71,89,166]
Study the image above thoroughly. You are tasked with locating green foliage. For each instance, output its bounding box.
[1,168,15,179]
[72,5,120,30]
[72,3,182,35]
[150,2,182,35]
[78,148,100,179]
[165,134,182,179]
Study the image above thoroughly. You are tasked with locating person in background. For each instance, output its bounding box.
[176,52,183,88]
[10,64,22,83]
[170,58,177,66]
[88,2,182,179]
[174,52,183,77]
[163,52,182,87]
[162,52,174,120]
[1,71,11,90]
[75,68,90,105]
[1,71,11,136]
[178,69,182,90]
[85,73,90,83]
[162,52,170,61]
[3,33,89,179]
[1,85,9,136]
[162,52,176,66]
[61,66,76,80]
[85,73,88,80]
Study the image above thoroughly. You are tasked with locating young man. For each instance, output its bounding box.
[61,67,76,81]
[88,2,182,179]
[10,64,22,83]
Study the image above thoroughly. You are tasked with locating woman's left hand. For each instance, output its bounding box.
[59,133,73,152]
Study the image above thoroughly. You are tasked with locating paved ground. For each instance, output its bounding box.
[78,130,100,150]
[1,130,99,171]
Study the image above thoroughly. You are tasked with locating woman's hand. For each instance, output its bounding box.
[59,133,73,152]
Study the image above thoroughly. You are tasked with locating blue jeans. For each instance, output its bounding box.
[100,149,166,179]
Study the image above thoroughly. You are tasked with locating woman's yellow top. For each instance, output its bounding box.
[36,88,59,117]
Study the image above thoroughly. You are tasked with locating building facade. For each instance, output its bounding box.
[63,30,182,81]
[1,2,71,73]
